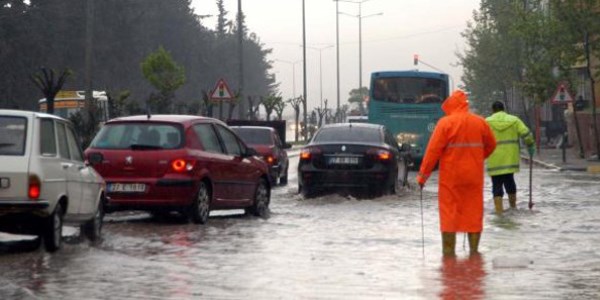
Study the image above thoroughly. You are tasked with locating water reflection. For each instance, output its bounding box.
[439,254,486,300]
[490,213,521,230]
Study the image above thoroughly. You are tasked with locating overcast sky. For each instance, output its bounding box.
[191,0,480,113]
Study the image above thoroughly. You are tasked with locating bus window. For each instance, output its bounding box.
[372,77,445,104]
[368,71,449,168]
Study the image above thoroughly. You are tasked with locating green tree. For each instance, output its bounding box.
[141,46,186,113]
[458,0,570,119]
[287,96,302,142]
[274,98,287,120]
[30,67,72,114]
[106,90,131,118]
[0,0,274,116]
[347,87,369,114]
[262,94,282,121]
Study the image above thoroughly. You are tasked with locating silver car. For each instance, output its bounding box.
[0,110,105,252]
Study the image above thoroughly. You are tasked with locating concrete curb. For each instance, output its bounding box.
[520,155,561,171]
[287,149,300,158]
[520,155,589,172]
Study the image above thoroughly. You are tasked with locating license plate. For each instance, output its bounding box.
[329,156,359,165]
[108,183,146,193]
[0,178,9,189]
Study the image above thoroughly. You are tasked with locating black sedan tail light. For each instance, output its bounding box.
[367,148,392,161]
[300,147,322,161]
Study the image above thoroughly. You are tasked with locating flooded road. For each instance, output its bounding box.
[1,157,599,299]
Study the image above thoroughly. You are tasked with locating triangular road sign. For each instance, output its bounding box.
[210,78,235,101]
[550,82,574,104]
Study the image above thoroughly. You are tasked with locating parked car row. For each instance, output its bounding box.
[0,109,408,252]
[0,110,285,252]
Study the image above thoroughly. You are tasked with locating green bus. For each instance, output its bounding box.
[368,70,449,167]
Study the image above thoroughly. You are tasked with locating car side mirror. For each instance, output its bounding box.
[283,142,292,149]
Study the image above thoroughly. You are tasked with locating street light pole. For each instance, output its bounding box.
[302,0,308,141]
[358,3,363,99]
[237,0,245,120]
[306,45,334,109]
[337,0,382,108]
[335,0,340,116]
[275,59,302,98]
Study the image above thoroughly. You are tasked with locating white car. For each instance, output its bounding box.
[0,110,105,252]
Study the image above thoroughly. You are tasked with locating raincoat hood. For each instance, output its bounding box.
[486,111,519,132]
[442,90,469,115]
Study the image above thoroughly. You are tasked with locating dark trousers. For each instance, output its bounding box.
[491,174,516,197]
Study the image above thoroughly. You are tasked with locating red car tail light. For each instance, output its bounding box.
[171,159,195,173]
[28,174,41,199]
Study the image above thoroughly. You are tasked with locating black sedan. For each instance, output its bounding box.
[298,123,410,198]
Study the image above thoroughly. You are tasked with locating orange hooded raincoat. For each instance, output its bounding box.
[417,90,496,233]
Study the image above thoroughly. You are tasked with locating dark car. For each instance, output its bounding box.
[298,123,410,198]
[84,115,271,223]
[230,126,291,185]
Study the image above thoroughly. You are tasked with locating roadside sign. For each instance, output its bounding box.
[209,78,235,102]
[550,82,574,105]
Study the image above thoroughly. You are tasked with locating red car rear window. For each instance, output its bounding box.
[90,122,183,150]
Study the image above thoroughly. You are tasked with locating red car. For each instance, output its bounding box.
[230,126,291,185]
[84,115,271,223]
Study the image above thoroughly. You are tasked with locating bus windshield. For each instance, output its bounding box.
[372,77,445,104]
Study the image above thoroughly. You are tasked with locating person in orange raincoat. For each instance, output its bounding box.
[416,90,496,256]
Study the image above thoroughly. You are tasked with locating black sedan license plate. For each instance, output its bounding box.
[329,156,358,165]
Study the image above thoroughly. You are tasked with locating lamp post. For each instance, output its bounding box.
[337,0,382,104]
[335,0,340,115]
[237,0,245,119]
[275,59,303,98]
[306,45,334,109]
[302,0,307,141]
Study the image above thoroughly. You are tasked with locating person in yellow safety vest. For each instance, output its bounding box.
[485,101,535,214]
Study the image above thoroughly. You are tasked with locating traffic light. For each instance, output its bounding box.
[413,54,419,66]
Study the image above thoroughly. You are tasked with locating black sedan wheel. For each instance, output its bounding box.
[299,183,315,198]
[279,167,288,185]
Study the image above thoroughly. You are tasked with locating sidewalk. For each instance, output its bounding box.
[521,146,600,173]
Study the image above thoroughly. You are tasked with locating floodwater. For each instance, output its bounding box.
[1,157,599,299]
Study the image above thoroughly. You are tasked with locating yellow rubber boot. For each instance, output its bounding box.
[493,196,504,214]
[468,232,481,255]
[508,193,517,209]
[441,232,456,256]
